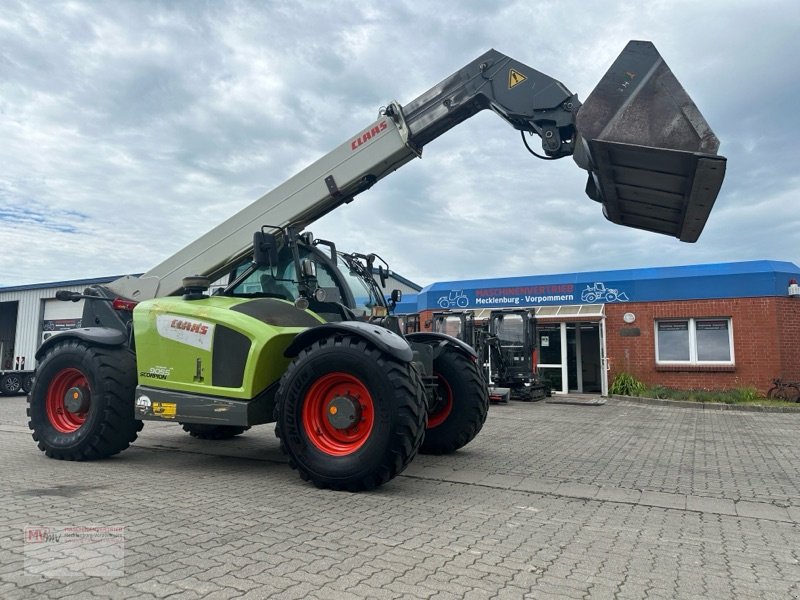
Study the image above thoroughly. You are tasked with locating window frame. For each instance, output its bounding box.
[654,317,735,366]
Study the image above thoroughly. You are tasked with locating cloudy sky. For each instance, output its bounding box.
[1,0,799,289]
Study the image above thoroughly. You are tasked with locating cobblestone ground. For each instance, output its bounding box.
[1,395,799,599]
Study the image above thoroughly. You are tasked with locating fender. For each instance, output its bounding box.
[284,321,413,363]
[36,327,128,361]
[406,332,477,360]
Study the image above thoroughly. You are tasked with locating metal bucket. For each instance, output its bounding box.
[573,41,726,242]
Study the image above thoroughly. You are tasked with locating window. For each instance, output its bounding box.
[655,318,733,365]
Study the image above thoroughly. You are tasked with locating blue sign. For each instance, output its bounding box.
[399,261,800,313]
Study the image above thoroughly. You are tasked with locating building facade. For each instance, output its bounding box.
[398,261,800,396]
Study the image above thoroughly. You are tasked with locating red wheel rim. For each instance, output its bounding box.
[428,372,453,429]
[46,368,90,433]
[302,372,375,456]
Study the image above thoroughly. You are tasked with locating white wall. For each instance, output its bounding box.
[0,284,87,370]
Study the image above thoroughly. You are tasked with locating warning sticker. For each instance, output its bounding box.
[508,69,527,89]
[152,402,177,419]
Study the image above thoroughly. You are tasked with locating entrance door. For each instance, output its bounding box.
[537,324,565,393]
[577,323,601,393]
[0,301,19,370]
[599,318,609,396]
[537,321,603,394]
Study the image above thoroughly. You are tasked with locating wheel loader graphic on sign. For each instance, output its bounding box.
[581,282,629,303]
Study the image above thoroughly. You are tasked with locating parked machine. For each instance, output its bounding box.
[27,41,726,491]
[431,312,476,345]
[486,310,548,402]
[0,369,34,396]
[432,310,548,403]
[398,313,421,335]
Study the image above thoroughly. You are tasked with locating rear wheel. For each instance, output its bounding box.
[768,383,800,402]
[420,346,489,455]
[1,373,22,396]
[21,373,35,394]
[275,334,426,491]
[27,340,143,460]
[180,423,250,439]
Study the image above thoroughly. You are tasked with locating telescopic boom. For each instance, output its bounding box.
[108,41,725,301]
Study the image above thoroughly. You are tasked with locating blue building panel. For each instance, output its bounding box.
[404,261,800,313]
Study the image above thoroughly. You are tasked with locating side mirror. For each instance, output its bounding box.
[314,238,337,261]
[378,265,388,288]
[253,231,279,266]
[300,231,314,246]
[390,289,402,303]
[301,259,317,278]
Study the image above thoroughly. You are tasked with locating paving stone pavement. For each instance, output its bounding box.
[1,394,800,599]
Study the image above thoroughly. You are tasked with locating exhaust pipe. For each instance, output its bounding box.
[573,41,726,242]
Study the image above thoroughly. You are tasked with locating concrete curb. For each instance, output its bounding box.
[608,394,800,413]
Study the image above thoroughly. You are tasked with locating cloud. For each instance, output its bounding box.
[1,0,799,289]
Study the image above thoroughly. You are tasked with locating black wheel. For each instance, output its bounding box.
[27,340,143,460]
[420,346,489,455]
[275,334,426,491]
[180,423,250,439]
[1,373,23,395]
[767,384,794,401]
[791,386,800,403]
[21,373,35,394]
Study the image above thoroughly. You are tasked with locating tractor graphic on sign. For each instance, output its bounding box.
[438,290,469,309]
[581,282,629,303]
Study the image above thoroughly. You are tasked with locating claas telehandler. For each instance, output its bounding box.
[28,41,726,490]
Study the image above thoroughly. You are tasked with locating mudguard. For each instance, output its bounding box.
[35,327,128,360]
[284,321,413,363]
[405,332,478,360]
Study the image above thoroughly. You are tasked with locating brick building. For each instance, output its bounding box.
[398,261,800,396]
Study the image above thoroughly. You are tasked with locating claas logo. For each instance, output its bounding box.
[170,319,209,335]
[351,121,388,150]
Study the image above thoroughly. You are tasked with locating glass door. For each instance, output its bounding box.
[599,318,608,396]
[537,321,603,394]
[537,323,566,394]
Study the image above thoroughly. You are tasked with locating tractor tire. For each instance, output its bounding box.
[420,346,489,455]
[27,340,143,460]
[180,423,250,439]
[1,372,22,396]
[275,334,426,491]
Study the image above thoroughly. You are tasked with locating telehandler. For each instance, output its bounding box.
[28,41,726,490]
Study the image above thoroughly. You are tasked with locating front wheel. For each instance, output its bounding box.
[27,340,143,460]
[1,373,22,396]
[275,334,426,491]
[420,346,489,455]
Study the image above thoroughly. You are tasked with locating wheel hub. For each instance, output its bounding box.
[302,372,375,456]
[326,395,361,429]
[64,386,90,414]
